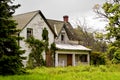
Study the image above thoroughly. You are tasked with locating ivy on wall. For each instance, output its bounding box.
[26,37,45,68]
[26,27,56,68]
[42,27,49,53]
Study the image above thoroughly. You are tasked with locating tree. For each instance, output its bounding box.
[112,48,120,64]
[94,0,120,47]
[74,19,95,48]
[94,0,120,62]
[0,0,25,75]
[107,45,118,60]
[94,32,107,52]
[74,25,107,53]
[90,52,106,65]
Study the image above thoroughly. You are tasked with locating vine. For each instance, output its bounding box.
[26,37,45,68]
[26,27,56,68]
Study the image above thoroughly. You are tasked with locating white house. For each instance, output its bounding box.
[13,10,56,67]
[13,10,91,67]
[47,16,91,66]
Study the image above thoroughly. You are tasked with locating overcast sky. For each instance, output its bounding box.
[14,0,107,30]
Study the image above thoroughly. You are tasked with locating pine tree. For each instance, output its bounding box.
[0,0,25,75]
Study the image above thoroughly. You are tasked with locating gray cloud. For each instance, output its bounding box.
[14,0,105,19]
[14,0,107,29]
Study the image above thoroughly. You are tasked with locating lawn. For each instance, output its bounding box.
[0,65,120,80]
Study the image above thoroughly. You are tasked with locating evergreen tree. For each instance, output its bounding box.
[0,0,25,75]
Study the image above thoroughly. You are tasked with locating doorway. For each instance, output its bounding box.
[67,54,72,66]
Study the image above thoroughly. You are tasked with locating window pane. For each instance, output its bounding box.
[27,28,33,39]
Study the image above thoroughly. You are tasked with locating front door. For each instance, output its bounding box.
[67,54,72,66]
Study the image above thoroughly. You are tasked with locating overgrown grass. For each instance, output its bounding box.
[1,65,120,80]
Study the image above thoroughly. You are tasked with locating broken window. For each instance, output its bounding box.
[27,28,33,39]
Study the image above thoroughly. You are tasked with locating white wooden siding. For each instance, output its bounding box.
[19,13,54,67]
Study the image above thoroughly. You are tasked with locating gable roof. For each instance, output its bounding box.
[47,19,79,41]
[63,22,79,41]
[47,19,64,36]
[13,10,56,36]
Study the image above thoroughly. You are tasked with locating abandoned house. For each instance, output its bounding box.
[13,10,91,67]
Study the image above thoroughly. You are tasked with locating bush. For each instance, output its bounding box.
[90,52,106,65]
[112,49,120,64]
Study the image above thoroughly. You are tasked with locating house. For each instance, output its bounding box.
[13,10,91,67]
[13,10,56,67]
[47,16,91,66]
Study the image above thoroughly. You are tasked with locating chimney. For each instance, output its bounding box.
[63,15,69,22]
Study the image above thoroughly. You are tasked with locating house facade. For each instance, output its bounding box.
[13,10,55,67]
[47,16,91,66]
[13,10,91,67]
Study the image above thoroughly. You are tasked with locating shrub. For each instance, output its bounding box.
[112,49,120,64]
[90,52,106,65]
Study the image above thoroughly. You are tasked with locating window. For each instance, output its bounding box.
[79,54,87,62]
[61,34,64,41]
[27,28,33,39]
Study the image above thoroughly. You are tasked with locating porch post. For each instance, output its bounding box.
[55,53,58,67]
[87,53,90,65]
[72,54,75,66]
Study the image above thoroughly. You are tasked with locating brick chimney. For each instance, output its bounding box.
[63,15,69,22]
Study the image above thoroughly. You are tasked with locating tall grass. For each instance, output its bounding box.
[0,65,120,80]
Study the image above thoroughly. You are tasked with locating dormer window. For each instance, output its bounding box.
[61,28,65,42]
[61,34,64,41]
[27,28,33,39]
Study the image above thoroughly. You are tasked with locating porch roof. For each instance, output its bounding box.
[56,44,91,51]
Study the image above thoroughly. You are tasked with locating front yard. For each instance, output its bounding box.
[0,65,120,80]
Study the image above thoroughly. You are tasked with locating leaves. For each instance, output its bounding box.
[26,37,45,68]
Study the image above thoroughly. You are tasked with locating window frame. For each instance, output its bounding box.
[27,28,33,39]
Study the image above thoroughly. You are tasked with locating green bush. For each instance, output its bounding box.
[90,52,106,65]
[112,49,120,64]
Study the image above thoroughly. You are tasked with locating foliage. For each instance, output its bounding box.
[50,42,56,52]
[103,0,120,63]
[26,37,45,68]
[74,27,107,52]
[90,52,106,65]
[0,0,25,75]
[42,27,49,52]
[103,1,120,43]
[42,28,49,41]
[1,65,120,80]
[42,28,56,66]
[26,28,56,67]
[94,0,120,46]
[94,0,120,64]
[107,45,118,60]
[112,48,120,64]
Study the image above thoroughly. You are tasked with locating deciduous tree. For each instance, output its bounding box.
[94,0,120,62]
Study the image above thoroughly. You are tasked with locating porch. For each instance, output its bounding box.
[55,51,90,67]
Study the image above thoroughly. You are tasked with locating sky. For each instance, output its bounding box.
[14,0,107,31]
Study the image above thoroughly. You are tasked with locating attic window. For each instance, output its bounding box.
[61,34,64,41]
[27,28,33,39]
